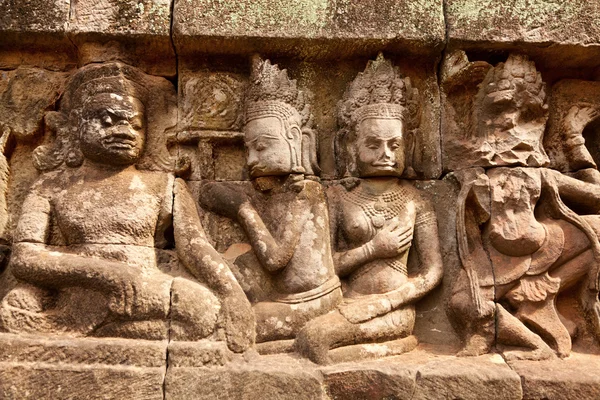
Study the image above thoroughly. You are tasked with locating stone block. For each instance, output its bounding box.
[0,334,166,400]
[446,0,600,68]
[68,0,176,76]
[413,179,461,348]
[179,71,246,132]
[508,352,600,400]
[0,0,76,69]
[165,354,327,400]
[173,0,445,58]
[321,348,522,400]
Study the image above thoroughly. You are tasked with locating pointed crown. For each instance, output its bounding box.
[338,53,419,131]
[244,55,313,129]
[477,54,546,113]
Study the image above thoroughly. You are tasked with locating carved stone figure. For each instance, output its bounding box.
[448,54,600,360]
[295,54,443,365]
[0,62,254,352]
[199,56,341,347]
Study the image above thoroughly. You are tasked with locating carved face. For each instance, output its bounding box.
[477,87,548,165]
[79,93,146,165]
[354,118,405,177]
[244,116,299,177]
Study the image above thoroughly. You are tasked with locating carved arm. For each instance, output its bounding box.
[173,178,246,298]
[237,200,309,272]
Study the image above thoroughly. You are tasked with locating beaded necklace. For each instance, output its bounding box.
[340,183,413,229]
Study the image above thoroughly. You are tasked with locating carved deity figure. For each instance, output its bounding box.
[0,62,254,352]
[199,56,341,347]
[448,54,600,360]
[295,54,443,365]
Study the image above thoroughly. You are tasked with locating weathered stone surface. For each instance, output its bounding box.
[173,0,445,57]
[413,352,522,400]
[0,334,166,400]
[413,179,461,348]
[166,355,326,400]
[0,0,75,69]
[322,348,522,400]
[446,0,600,68]
[68,0,176,76]
[447,0,600,46]
[509,353,600,400]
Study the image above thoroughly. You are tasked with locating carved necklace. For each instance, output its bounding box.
[340,183,412,229]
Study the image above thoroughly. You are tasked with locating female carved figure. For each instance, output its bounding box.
[0,62,254,352]
[295,54,443,364]
[200,57,341,346]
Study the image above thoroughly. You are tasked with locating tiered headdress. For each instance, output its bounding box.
[475,54,546,116]
[338,53,419,132]
[336,53,419,177]
[244,55,319,175]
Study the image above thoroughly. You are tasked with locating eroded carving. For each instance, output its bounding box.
[448,54,600,361]
[199,56,340,348]
[0,62,254,352]
[295,54,443,364]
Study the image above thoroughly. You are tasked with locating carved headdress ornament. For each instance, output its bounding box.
[475,54,547,115]
[244,55,319,175]
[338,53,419,133]
[336,54,419,178]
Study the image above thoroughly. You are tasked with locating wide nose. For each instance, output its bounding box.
[381,143,394,160]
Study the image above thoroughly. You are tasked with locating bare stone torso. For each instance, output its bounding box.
[49,166,171,268]
[252,181,335,295]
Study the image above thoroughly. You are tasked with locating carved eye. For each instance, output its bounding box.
[101,114,113,127]
[390,142,401,150]
[256,143,267,151]
[367,144,379,150]
[130,117,143,130]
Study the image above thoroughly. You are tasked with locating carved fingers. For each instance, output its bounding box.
[338,295,392,324]
[370,218,414,258]
[221,292,256,353]
[564,104,600,134]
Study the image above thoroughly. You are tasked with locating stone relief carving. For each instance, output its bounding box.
[199,56,341,350]
[447,54,600,360]
[0,62,254,352]
[295,54,444,365]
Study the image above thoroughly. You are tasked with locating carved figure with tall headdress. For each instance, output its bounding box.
[199,56,340,350]
[295,54,443,364]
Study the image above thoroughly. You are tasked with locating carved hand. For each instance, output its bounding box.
[200,182,250,220]
[220,289,256,353]
[338,295,392,324]
[564,105,599,134]
[106,268,145,318]
[369,218,413,259]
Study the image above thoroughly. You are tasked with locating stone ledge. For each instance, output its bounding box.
[446,0,600,68]
[3,334,600,399]
[172,0,445,58]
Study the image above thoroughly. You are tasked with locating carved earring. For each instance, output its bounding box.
[65,142,84,168]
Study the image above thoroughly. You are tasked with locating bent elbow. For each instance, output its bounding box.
[9,243,40,283]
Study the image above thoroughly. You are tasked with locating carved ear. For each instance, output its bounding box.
[301,128,320,176]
